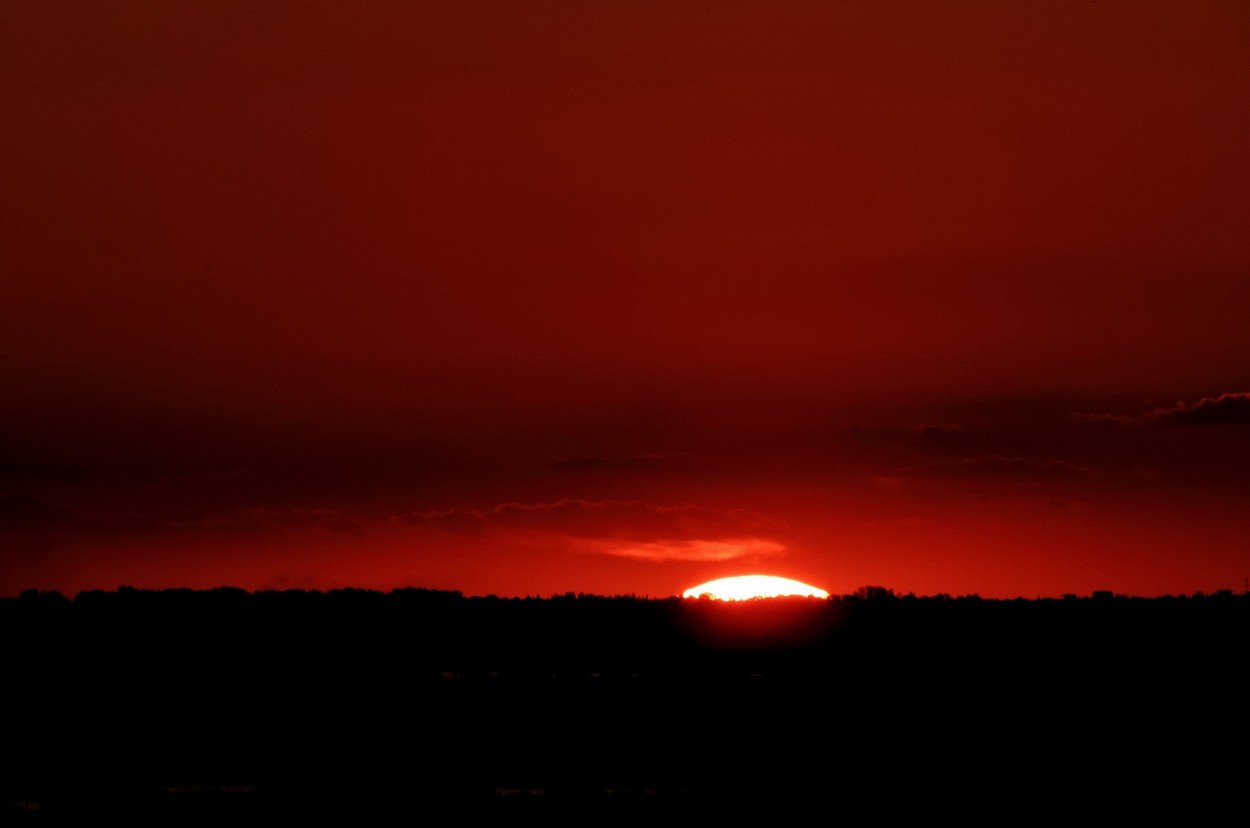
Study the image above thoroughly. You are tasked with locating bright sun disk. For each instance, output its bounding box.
[682,574,829,601]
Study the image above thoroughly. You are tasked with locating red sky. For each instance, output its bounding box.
[4,1,1249,598]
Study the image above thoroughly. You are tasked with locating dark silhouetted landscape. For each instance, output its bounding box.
[4,586,1246,823]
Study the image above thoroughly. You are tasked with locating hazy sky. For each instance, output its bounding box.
[4,1,1249,598]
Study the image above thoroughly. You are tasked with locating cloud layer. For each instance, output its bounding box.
[404,499,783,562]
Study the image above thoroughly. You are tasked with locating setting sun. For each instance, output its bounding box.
[682,575,829,601]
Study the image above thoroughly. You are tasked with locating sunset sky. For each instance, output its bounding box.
[4,1,1249,599]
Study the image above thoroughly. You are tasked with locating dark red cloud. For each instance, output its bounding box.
[1073,391,1250,428]
[914,456,1093,481]
[196,508,367,538]
[406,499,774,539]
[403,499,781,563]
[0,492,91,533]
[1157,392,1250,426]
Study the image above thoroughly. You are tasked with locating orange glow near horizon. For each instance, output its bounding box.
[682,575,830,601]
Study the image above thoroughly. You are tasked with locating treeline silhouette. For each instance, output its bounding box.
[3,586,1247,823]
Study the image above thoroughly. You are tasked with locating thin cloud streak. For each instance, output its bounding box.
[584,537,785,563]
[404,498,776,542]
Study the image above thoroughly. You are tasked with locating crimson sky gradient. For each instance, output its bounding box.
[3,1,1249,598]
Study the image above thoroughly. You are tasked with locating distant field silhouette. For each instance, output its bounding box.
[4,587,1246,822]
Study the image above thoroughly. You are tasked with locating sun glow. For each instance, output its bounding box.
[682,575,829,601]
